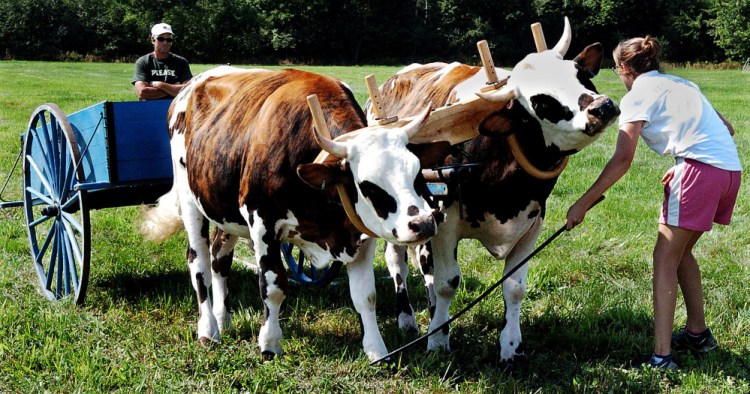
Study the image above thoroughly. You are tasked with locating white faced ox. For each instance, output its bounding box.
[368,18,620,365]
[141,66,441,362]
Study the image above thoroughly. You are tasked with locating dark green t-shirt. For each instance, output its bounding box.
[132,53,193,85]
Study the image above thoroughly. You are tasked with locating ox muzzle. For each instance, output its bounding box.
[584,96,620,136]
[408,212,438,241]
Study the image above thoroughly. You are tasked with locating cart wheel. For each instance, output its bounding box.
[281,243,342,288]
[23,103,90,304]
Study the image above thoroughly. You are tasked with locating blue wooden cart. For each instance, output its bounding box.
[0,101,341,304]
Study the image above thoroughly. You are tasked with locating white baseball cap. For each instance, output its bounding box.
[151,23,174,37]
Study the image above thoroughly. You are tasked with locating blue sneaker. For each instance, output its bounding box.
[649,353,679,370]
[672,327,718,353]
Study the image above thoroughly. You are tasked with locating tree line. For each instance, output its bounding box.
[1,0,748,66]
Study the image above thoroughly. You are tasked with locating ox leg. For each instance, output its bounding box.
[347,238,389,362]
[424,232,461,352]
[499,217,542,364]
[385,243,418,332]
[210,228,239,334]
[247,211,288,360]
[182,206,220,344]
[416,242,437,321]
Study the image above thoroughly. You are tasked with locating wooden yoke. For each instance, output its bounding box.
[404,91,506,146]
[306,94,378,237]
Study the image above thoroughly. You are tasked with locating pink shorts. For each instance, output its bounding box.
[661,158,741,231]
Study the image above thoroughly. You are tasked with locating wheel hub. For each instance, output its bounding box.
[41,204,60,217]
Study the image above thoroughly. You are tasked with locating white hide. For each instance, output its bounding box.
[505,51,608,152]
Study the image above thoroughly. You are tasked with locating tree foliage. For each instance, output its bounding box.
[710,0,750,61]
[0,0,746,64]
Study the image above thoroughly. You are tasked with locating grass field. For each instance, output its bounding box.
[0,61,748,393]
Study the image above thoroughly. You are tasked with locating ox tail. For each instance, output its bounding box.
[140,185,184,243]
[407,245,420,272]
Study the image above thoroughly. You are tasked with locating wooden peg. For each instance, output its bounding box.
[477,40,499,85]
[365,75,385,119]
[476,40,504,92]
[530,22,547,52]
[364,74,398,125]
[306,94,332,139]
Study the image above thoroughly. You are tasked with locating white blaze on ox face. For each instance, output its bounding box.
[346,127,436,245]
[506,50,618,152]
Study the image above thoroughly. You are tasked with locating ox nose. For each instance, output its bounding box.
[408,215,437,240]
[588,97,620,122]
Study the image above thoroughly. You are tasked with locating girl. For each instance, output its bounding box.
[566,36,741,370]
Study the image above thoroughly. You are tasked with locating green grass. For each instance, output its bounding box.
[1,61,749,393]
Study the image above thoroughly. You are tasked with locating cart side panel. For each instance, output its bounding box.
[109,101,173,183]
[67,101,112,186]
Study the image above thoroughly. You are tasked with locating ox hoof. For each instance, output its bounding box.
[216,315,233,335]
[497,351,528,374]
[426,336,451,353]
[198,336,219,347]
[397,313,419,333]
[261,351,278,362]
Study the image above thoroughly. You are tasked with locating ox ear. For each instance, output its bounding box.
[573,43,604,77]
[297,163,350,191]
[477,110,515,137]
[407,141,452,169]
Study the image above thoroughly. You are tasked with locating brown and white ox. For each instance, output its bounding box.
[369,18,620,364]
[141,66,444,362]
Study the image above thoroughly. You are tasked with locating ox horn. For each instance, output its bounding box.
[551,16,572,57]
[476,85,516,103]
[401,105,432,140]
[313,124,348,158]
[307,94,348,158]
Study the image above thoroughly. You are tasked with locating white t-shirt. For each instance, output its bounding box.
[619,70,741,171]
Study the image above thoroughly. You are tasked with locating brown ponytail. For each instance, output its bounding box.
[613,35,662,75]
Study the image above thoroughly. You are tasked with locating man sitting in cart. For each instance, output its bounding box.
[132,23,193,100]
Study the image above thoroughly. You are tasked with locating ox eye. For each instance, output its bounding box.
[413,173,429,198]
[358,180,397,219]
[530,94,574,123]
[578,94,594,111]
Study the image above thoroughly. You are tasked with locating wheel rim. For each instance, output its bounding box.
[23,103,90,304]
[281,243,342,288]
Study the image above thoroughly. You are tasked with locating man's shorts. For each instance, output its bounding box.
[661,158,741,232]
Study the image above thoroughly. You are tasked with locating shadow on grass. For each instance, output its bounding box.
[89,259,266,311]
[83,252,750,387]
[370,305,750,388]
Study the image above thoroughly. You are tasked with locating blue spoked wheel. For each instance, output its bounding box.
[23,104,90,304]
[281,243,342,288]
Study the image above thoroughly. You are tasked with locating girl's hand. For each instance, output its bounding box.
[566,201,588,230]
[661,167,674,186]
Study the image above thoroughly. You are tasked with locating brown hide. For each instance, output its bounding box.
[378,63,482,119]
[170,68,367,255]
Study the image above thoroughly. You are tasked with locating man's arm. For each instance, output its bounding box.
[151,81,186,98]
[134,80,171,100]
